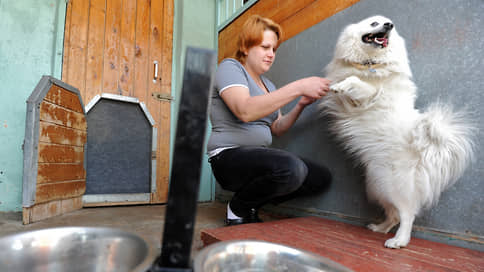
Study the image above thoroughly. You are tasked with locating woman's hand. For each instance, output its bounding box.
[297,77,331,100]
[271,77,331,136]
[294,77,331,108]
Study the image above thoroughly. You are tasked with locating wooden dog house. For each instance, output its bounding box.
[22,76,87,224]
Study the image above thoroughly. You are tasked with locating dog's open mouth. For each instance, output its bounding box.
[362,32,389,48]
[362,22,393,48]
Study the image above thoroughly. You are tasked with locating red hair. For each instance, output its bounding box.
[235,15,283,64]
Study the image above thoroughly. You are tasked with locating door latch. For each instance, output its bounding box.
[152,92,173,102]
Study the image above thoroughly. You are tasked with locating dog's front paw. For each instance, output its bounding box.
[384,237,409,249]
[330,82,346,94]
[330,76,358,94]
[329,76,361,93]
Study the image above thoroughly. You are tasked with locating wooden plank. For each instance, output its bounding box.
[148,0,163,96]
[217,0,360,62]
[103,0,123,93]
[151,0,173,203]
[201,222,393,272]
[38,143,84,163]
[23,196,83,224]
[31,200,61,223]
[37,163,85,184]
[160,0,174,89]
[83,200,149,207]
[63,0,90,95]
[22,207,30,225]
[62,1,73,82]
[201,217,484,272]
[218,0,312,33]
[148,0,165,203]
[133,0,150,102]
[268,0,316,24]
[280,217,482,272]
[39,121,86,147]
[118,0,137,96]
[60,196,83,214]
[39,101,87,130]
[35,181,86,204]
[280,0,359,43]
[44,85,84,113]
[154,101,170,203]
[85,0,107,104]
[23,200,60,224]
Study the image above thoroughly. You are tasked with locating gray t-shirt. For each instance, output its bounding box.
[206,58,279,156]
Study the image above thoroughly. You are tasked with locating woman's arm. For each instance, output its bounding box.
[221,77,329,123]
[270,96,316,136]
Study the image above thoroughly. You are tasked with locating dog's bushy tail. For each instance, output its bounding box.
[412,103,475,207]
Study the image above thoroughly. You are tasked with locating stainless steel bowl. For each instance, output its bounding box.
[0,227,155,272]
[193,240,353,272]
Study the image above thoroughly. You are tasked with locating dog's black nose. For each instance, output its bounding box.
[384,22,394,30]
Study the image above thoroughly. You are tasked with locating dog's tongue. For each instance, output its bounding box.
[376,38,388,47]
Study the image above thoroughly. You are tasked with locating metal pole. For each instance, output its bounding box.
[148,47,216,272]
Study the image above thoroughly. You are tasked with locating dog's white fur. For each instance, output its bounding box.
[320,15,474,248]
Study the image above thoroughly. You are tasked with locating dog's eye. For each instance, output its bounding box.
[371,22,379,27]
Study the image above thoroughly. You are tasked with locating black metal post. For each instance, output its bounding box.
[148,47,216,272]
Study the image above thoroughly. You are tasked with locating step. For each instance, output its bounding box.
[200,216,483,272]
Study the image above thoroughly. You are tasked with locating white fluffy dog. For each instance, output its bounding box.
[320,15,474,248]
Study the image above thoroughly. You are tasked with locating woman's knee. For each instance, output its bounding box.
[290,157,309,184]
[274,155,308,192]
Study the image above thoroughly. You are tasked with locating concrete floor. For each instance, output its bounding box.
[0,202,225,259]
[0,201,277,261]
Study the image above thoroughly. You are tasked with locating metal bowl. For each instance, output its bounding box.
[0,227,155,272]
[193,240,353,272]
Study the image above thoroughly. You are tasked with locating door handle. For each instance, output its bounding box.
[153,61,159,83]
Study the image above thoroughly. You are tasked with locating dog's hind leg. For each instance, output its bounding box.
[368,205,399,233]
[384,207,416,249]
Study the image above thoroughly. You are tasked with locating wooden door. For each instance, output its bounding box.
[62,0,173,204]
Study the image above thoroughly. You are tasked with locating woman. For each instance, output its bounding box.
[207,15,332,226]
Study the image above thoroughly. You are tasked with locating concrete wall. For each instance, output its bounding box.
[262,0,483,250]
[171,0,217,202]
[0,0,66,212]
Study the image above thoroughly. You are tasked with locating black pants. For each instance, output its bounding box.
[209,146,332,218]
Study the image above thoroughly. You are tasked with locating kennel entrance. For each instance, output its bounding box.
[83,94,157,206]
